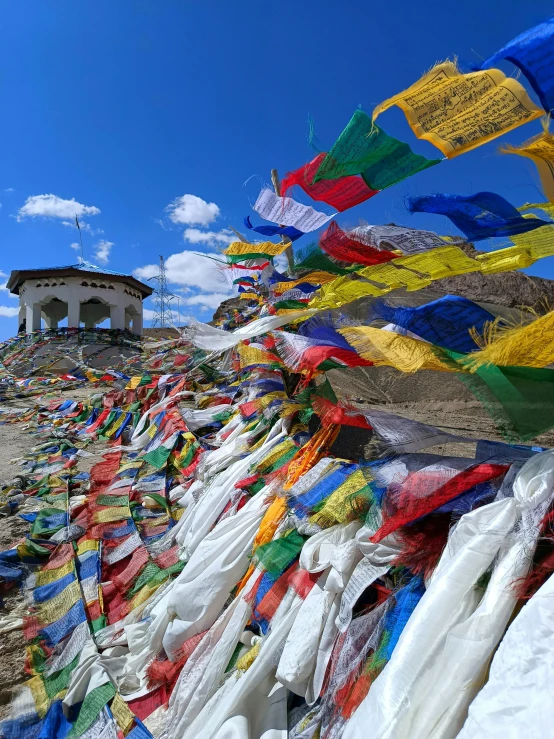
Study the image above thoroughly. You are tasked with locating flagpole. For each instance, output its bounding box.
[75,215,84,263]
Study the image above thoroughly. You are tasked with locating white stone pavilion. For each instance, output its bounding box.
[7,261,153,336]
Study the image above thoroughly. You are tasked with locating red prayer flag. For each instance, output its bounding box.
[320,221,399,266]
[281,153,379,212]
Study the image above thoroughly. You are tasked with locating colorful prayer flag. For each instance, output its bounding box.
[253,188,335,232]
[373,61,543,158]
[480,18,554,114]
[313,111,440,188]
[407,191,552,241]
[280,152,378,211]
[502,128,554,204]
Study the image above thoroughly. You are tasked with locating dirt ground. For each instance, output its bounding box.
[0,384,110,719]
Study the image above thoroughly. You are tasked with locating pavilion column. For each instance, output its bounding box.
[26,302,41,333]
[110,303,125,331]
[133,311,143,336]
[67,295,81,328]
[43,315,58,329]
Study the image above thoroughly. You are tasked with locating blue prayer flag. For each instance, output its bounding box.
[407,191,551,241]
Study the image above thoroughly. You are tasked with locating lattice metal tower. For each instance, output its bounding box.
[149,256,175,327]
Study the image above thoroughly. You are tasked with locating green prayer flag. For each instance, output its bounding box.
[142,444,173,469]
[66,682,116,738]
[255,529,305,575]
[313,111,440,190]
[294,244,360,275]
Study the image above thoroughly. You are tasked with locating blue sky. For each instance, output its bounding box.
[0,1,553,339]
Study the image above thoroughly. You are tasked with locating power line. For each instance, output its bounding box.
[148,256,176,327]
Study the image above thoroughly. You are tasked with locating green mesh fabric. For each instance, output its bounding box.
[96,494,129,508]
[74,407,91,422]
[273,300,309,310]
[226,253,273,264]
[91,615,107,633]
[27,645,48,675]
[314,377,338,405]
[198,363,220,381]
[142,445,173,469]
[261,446,299,474]
[439,349,554,442]
[30,508,66,537]
[255,530,305,575]
[21,540,51,559]
[66,682,116,738]
[43,655,80,699]
[225,642,243,673]
[298,407,315,424]
[316,359,350,371]
[457,364,554,442]
[177,444,197,470]
[213,410,233,423]
[249,478,266,494]
[127,559,184,598]
[313,111,441,189]
[294,244,359,275]
[97,411,118,435]
[127,562,161,596]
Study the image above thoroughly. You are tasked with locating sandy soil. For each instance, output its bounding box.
[0,384,111,719]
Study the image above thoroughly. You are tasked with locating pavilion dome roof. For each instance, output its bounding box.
[7,261,153,298]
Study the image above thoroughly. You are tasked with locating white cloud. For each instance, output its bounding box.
[94,240,113,265]
[0,306,18,317]
[0,270,16,299]
[134,249,232,293]
[133,264,158,282]
[182,292,233,310]
[17,194,100,222]
[4,188,14,193]
[70,243,81,251]
[166,194,219,227]
[273,253,288,273]
[184,228,234,246]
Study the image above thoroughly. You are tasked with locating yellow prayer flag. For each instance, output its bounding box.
[467,310,554,370]
[358,262,432,291]
[110,693,136,735]
[238,344,282,369]
[338,326,453,374]
[125,376,142,390]
[309,239,554,311]
[77,538,98,555]
[35,560,74,587]
[224,240,291,257]
[274,271,337,293]
[93,506,130,524]
[239,292,261,300]
[503,129,554,204]
[519,201,554,219]
[26,675,51,717]
[373,62,543,158]
[308,276,386,310]
[35,581,81,626]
